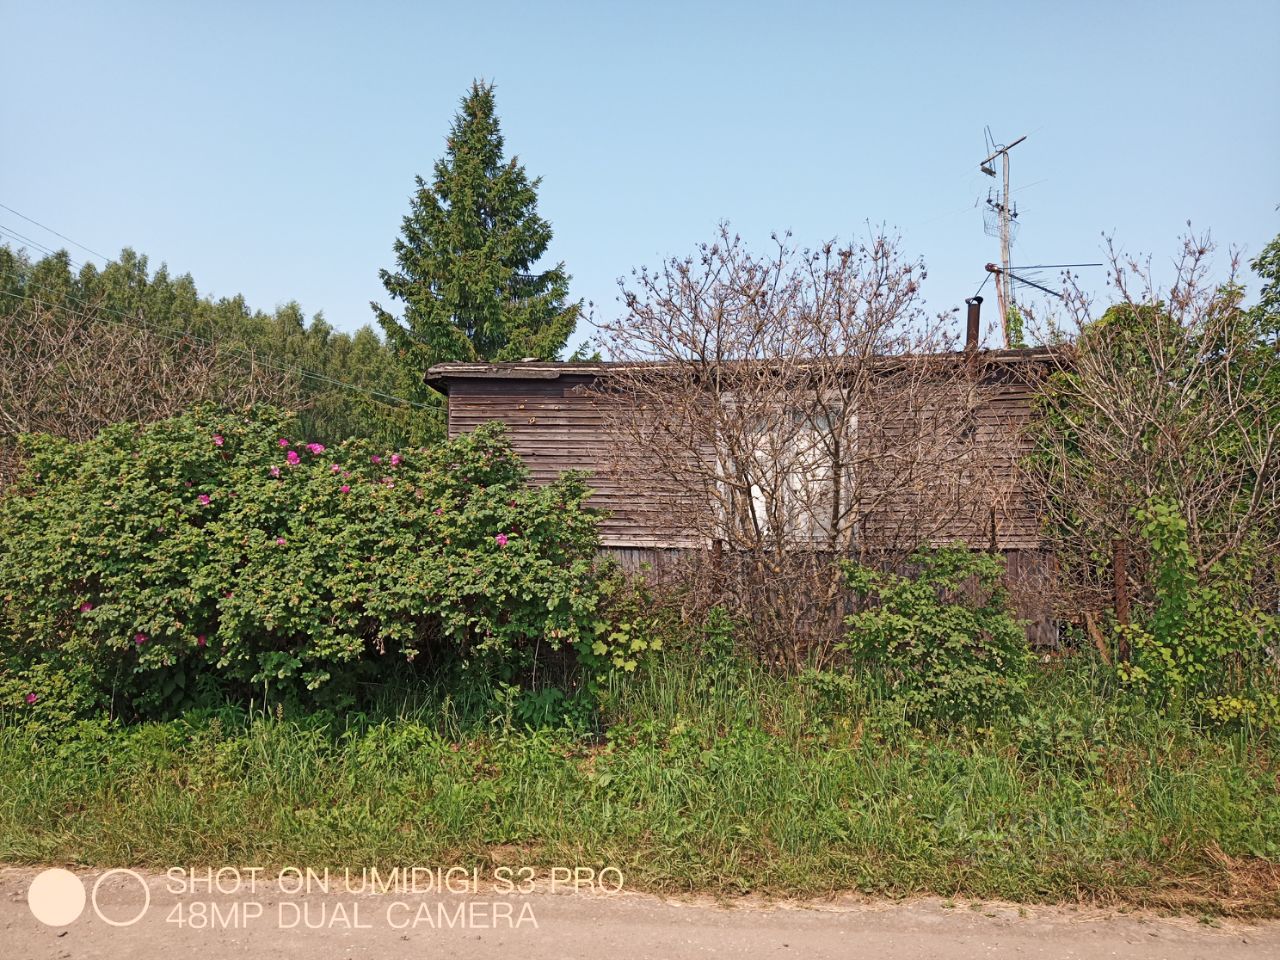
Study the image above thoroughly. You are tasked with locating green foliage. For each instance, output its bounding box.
[691,606,745,699]
[3,658,1279,913]
[0,409,601,720]
[581,569,666,681]
[373,80,580,398]
[0,244,433,448]
[1250,229,1280,338]
[795,667,867,727]
[1026,280,1279,616]
[1116,500,1276,725]
[1005,304,1026,348]
[841,547,1031,726]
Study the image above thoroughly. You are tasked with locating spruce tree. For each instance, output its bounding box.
[372,81,580,398]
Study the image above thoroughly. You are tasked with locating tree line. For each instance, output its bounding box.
[1,80,582,484]
[0,244,430,483]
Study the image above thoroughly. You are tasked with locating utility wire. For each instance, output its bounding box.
[0,224,66,260]
[1010,263,1102,270]
[0,202,112,263]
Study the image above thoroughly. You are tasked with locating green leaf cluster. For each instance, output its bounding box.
[841,547,1031,726]
[373,81,580,395]
[1117,499,1277,725]
[0,410,601,720]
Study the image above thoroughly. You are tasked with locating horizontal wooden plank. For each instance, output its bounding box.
[448,373,1047,549]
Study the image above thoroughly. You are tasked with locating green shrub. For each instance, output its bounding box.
[1117,499,1277,725]
[0,407,602,720]
[841,546,1031,726]
[581,567,666,680]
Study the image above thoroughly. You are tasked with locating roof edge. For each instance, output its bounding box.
[424,347,1067,392]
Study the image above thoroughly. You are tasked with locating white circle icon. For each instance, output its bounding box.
[27,868,87,927]
[91,869,151,927]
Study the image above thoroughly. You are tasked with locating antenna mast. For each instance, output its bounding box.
[979,132,1026,347]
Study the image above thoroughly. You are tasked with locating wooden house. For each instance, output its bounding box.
[427,348,1061,643]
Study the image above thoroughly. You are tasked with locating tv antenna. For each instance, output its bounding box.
[978,129,1026,346]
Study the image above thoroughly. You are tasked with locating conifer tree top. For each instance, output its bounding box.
[373,81,579,394]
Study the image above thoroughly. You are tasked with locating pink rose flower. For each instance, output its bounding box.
[339,484,350,494]
[434,507,444,516]
[286,451,300,466]
[390,453,402,466]
[196,635,207,647]
[269,466,281,478]
[330,464,342,473]
[370,455,382,464]
[307,443,326,455]
[495,533,509,547]
[212,434,224,447]
[25,693,38,705]
[79,602,93,613]
[197,494,211,506]
[278,438,290,448]
[134,633,148,646]
[275,537,286,546]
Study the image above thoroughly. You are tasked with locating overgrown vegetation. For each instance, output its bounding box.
[0,409,603,723]
[0,244,431,486]
[842,547,1031,726]
[0,656,1276,915]
[1023,232,1279,732]
[1,230,1277,915]
[1027,233,1280,625]
[1117,499,1277,726]
[596,227,1014,668]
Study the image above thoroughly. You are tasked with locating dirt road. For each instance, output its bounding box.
[3,866,1276,960]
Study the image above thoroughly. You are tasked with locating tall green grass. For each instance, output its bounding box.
[1,656,1277,914]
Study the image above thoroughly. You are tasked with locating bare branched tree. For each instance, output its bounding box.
[1025,233,1280,621]
[595,227,1019,667]
[0,298,302,486]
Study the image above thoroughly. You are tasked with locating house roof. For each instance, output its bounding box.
[424,346,1065,394]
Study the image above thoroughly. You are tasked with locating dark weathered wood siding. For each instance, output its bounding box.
[446,373,673,547]
[437,356,1058,645]
[440,358,1049,552]
[858,369,1044,552]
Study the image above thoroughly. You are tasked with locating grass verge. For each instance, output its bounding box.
[1,657,1277,915]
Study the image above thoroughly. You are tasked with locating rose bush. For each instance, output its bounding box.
[0,406,602,721]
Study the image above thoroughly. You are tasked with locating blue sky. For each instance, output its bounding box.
[2,0,1277,353]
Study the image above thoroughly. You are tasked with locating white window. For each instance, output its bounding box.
[713,398,857,548]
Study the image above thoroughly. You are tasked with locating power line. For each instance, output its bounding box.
[0,224,66,261]
[0,202,112,263]
[1,288,433,411]
[1010,263,1103,270]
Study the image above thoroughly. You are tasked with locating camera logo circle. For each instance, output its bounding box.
[27,868,151,927]
[91,869,151,926]
[26,869,85,927]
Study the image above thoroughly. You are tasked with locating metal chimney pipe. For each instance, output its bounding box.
[964,296,983,352]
